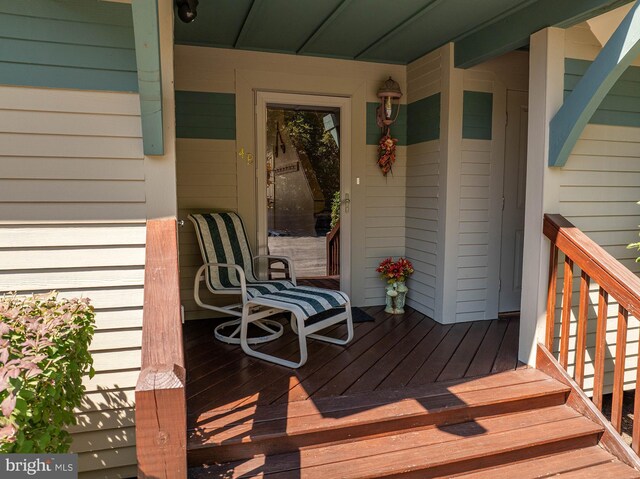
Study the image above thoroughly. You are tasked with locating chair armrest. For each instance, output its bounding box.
[196,262,248,301]
[253,255,296,284]
[200,262,246,279]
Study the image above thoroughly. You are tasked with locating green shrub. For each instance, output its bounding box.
[0,293,95,453]
[331,191,341,229]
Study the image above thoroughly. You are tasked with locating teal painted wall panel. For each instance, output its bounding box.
[366,103,408,146]
[565,58,640,128]
[407,93,440,144]
[463,91,493,140]
[175,91,236,140]
[132,0,163,155]
[0,64,138,92]
[0,0,137,92]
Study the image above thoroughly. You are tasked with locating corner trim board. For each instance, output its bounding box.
[132,0,164,155]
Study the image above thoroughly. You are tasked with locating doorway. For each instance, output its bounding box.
[499,90,528,313]
[256,93,351,293]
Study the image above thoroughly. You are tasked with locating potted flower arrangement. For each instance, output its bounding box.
[376,257,414,314]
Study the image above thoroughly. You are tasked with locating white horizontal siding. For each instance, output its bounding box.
[0,85,145,477]
[407,49,441,104]
[405,141,440,317]
[553,122,640,395]
[456,139,492,321]
[404,49,442,317]
[176,138,238,319]
[363,145,406,305]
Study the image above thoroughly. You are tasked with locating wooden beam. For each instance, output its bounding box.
[549,0,640,167]
[454,0,633,69]
[132,0,164,155]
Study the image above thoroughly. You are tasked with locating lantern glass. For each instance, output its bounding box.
[376,76,403,128]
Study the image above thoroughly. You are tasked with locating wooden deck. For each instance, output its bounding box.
[297,276,340,290]
[183,307,520,438]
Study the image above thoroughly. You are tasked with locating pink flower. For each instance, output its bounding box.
[1,393,16,417]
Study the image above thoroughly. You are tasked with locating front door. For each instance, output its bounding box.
[255,92,351,294]
[499,90,528,313]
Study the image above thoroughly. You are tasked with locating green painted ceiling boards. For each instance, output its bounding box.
[174,0,632,66]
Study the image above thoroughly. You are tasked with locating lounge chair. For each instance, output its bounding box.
[189,212,353,367]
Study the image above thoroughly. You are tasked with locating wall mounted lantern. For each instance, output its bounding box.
[376,76,403,128]
[376,77,402,176]
[176,0,199,23]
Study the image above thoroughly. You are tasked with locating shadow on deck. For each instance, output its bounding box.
[183,306,521,471]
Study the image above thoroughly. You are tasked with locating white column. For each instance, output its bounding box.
[519,27,565,364]
[144,0,178,220]
[437,43,464,324]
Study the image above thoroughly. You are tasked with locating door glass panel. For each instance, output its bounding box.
[266,106,340,279]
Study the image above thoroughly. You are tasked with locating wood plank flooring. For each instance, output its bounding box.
[184,307,520,423]
[297,276,340,290]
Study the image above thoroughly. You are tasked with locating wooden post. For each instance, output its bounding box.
[593,287,608,411]
[135,219,186,478]
[611,306,629,433]
[545,244,559,351]
[136,367,186,478]
[559,257,573,369]
[574,271,590,388]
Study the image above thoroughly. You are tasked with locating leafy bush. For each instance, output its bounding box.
[331,191,341,229]
[0,293,95,453]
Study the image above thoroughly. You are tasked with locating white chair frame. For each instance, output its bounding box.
[189,212,354,366]
[240,299,354,368]
[193,255,296,345]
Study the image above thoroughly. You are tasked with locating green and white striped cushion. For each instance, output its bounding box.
[190,212,294,296]
[247,286,349,320]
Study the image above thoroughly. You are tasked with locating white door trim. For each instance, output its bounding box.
[255,91,352,295]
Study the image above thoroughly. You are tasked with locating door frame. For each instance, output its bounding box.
[499,89,529,313]
[255,91,352,294]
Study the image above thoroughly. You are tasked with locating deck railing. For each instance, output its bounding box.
[326,220,340,276]
[135,219,186,478]
[543,213,640,453]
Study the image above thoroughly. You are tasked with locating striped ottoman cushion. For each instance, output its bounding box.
[246,280,295,299]
[247,286,349,320]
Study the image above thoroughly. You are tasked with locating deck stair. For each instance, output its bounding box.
[187,368,640,478]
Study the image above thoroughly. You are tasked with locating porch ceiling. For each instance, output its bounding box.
[174,0,632,67]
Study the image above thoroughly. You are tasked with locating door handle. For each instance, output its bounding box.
[342,193,351,213]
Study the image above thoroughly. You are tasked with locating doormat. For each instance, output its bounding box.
[351,307,375,323]
[306,306,374,325]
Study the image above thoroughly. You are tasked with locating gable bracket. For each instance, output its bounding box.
[549,0,640,167]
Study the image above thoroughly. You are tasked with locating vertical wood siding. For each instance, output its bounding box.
[0,86,144,479]
[404,49,442,318]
